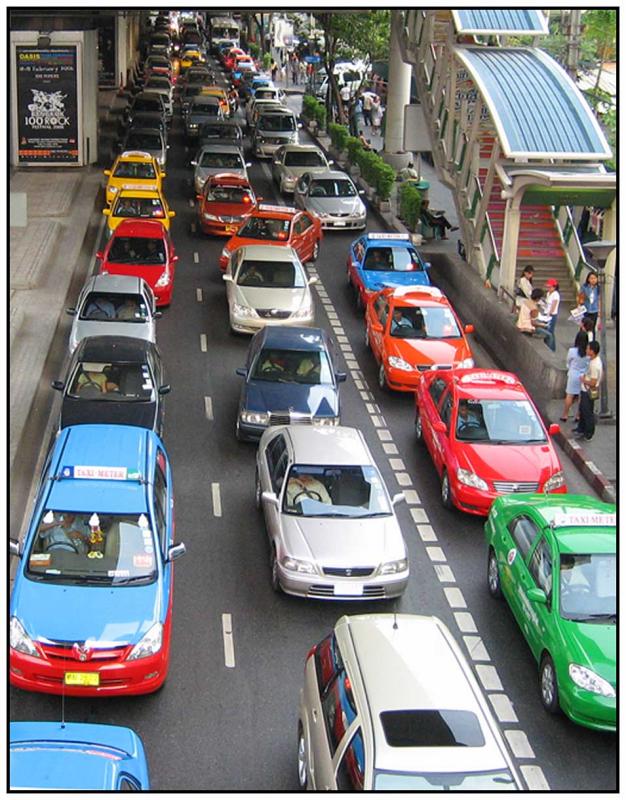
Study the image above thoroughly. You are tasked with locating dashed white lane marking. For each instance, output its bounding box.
[395,473,413,487]
[337,335,349,344]
[212,482,222,517]
[434,564,455,582]
[193,251,200,263]
[221,613,235,668]
[340,343,354,354]
[504,730,535,759]
[204,396,213,421]
[376,428,392,441]
[331,324,345,335]
[475,664,503,691]
[345,359,358,369]
[454,611,477,633]
[370,415,385,428]
[402,489,420,504]
[260,162,273,181]
[426,546,446,562]
[520,765,550,790]
[463,635,490,662]
[190,222,196,233]
[444,586,467,608]
[188,198,194,208]
[353,378,364,390]
[200,334,208,352]
[382,442,399,455]
[196,288,203,302]
[360,391,371,402]
[389,458,405,471]
[489,694,518,723]
[411,508,429,524]
[417,523,437,541]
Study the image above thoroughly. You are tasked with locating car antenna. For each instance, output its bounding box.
[393,613,398,630]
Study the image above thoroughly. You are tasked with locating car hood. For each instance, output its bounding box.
[362,269,430,291]
[100,262,167,288]
[284,165,328,179]
[243,380,338,417]
[234,285,308,312]
[195,166,246,182]
[281,515,405,567]
[306,196,364,216]
[456,441,561,484]
[60,397,157,431]
[73,320,155,349]
[560,620,616,685]
[387,337,469,367]
[203,201,250,217]
[12,579,162,646]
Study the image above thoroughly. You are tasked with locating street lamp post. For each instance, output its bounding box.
[583,240,616,419]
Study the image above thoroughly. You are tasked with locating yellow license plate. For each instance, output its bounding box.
[64,671,100,687]
[225,225,237,233]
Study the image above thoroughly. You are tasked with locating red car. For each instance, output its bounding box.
[196,173,257,237]
[414,369,566,515]
[222,47,246,70]
[218,204,322,271]
[97,218,177,307]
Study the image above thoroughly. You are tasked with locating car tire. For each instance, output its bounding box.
[355,289,364,311]
[378,363,387,392]
[270,545,282,593]
[440,470,453,509]
[297,723,308,790]
[414,409,423,443]
[364,325,370,350]
[487,548,502,598]
[310,240,320,263]
[235,420,244,442]
[540,653,560,715]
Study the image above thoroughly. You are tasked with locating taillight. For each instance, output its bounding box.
[305,643,317,663]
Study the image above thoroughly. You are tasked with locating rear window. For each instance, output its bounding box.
[314,634,343,695]
[259,114,296,132]
[113,161,156,179]
[80,292,149,322]
[198,151,243,169]
[108,236,166,264]
[284,151,325,167]
[379,710,485,748]
[133,97,162,113]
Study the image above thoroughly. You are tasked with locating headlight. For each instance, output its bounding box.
[569,664,615,697]
[203,212,219,221]
[544,471,565,492]
[240,410,270,425]
[232,303,257,318]
[221,247,231,259]
[379,558,408,575]
[188,122,198,129]
[457,468,489,492]
[281,556,315,574]
[10,617,41,658]
[126,622,163,661]
[156,270,171,287]
[312,416,339,427]
[388,356,413,372]
[292,305,313,320]
[457,357,474,368]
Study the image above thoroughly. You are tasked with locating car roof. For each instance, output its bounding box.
[285,426,370,465]
[280,144,323,153]
[451,369,526,401]
[363,232,412,246]
[76,335,156,363]
[258,326,329,351]
[116,188,162,199]
[385,287,445,306]
[190,95,221,105]
[207,173,250,187]
[197,144,243,154]
[133,91,163,102]
[308,169,353,181]
[117,151,154,162]
[236,244,298,261]
[253,204,298,219]
[86,274,145,293]
[111,219,167,238]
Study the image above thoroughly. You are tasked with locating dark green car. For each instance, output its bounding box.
[484,494,615,732]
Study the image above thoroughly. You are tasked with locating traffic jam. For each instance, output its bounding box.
[9,10,616,792]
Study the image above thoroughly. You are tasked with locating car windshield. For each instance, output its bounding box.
[108,236,166,264]
[133,98,162,113]
[236,259,304,288]
[454,399,545,443]
[80,292,149,322]
[67,361,155,401]
[363,246,422,272]
[125,133,162,150]
[238,216,290,241]
[146,57,169,68]
[252,348,333,384]
[198,152,243,169]
[190,101,219,115]
[259,114,296,132]
[309,179,356,198]
[374,770,517,791]
[200,125,240,140]
[283,465,390,518]
[284,151,325,167]
[390,306,461,339]
[146,80,170,92]
[113,161,156,179]
[255,90,277,100]
[112,195,165,219]
[560,553,616,622]
[204,185,252,204]
[26,511,158,585]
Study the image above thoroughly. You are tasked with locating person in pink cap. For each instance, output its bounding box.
[544,278,560,337]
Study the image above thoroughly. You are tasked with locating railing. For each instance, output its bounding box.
[553,205,588,287]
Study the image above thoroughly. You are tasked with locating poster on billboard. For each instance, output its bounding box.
[16,45,79,164]
[98,15,117,87]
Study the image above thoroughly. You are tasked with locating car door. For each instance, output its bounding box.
[262,433,289,544]
[272,146,285,183]
[334,726,366,790]
[149,346,164,433]
[420,376,447,455]
[499,514,543,642]
[292,213,313,262]
[431,387,453,474]
[370,296,388,361]
[294,174,311,209]
[318,667,360,790]
[225,248,242,309]
[349,238,366,288]
[523,533,556,660]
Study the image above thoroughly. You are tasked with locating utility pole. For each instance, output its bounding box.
[563,9,583,81]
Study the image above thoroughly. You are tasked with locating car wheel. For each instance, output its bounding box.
[235,420,244,442]
[355,289,364,311]
[270,545,281,593]
[297,723,308,790]
[310,240,320,263]
[378,363,387,391]
[255,470,262,510]
[440,470,453,509]
[487,548,502,598]
[364,325,370,350]
[540,654,560,715]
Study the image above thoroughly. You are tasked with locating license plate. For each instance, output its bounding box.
[335,582,363,596]
[225,224,237,233]
[64,671,100,687]
[333,221,347,227]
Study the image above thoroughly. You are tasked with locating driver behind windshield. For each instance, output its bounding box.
[456,400,483,435]
[38,512,89,554]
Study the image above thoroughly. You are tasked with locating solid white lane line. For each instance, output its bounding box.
[200,334,207,352]
[488,694,518,723]
[194,252,199,263]
[504,730,535,759]
[426,546,446,562]
[204,396,213,421]
[212,482,222,517]
[462,635,490,662]
[196,288,203,302]
[402,489,420,504]
[520,765,550,790]
[389,458,405,471]
[221,613,235,668]
[443,587,467,608]
[453,611,477,633]
[475,664,503,692]
[417,523,437,541]
[382,442,398,455]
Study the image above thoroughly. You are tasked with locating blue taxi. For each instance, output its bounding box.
[10,721,150,790]
[9,424,186,696]
[346,232,431,309]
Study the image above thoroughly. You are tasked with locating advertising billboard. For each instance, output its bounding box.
[16,45,79,164]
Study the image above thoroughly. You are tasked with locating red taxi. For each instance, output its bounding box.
[97,219,177,307]
[196,173,257,237]
[218,204,322,271]
[222,47,246,70]
[365,286,474,392]
[414,369,566,515]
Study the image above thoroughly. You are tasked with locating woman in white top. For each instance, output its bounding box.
[544,278,561,336]
[515,265,534,309]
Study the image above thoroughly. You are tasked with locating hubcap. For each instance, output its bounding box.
[442,474,449,502]
[378,364,386,389]
[312,242,319,260]
[297,733,307,787]
[415,413,422,439]
[542,662,555,706]
[488,555,499,592]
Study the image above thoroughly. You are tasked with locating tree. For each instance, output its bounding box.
[582,9,617,113]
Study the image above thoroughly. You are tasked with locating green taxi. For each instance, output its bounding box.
[485,494,615,732]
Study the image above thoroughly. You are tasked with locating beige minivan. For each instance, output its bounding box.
[297,614,522,791]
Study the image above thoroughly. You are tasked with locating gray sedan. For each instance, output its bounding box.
[294,170,366,230]
[191,144,251,194]
[255,425,409,599]
[271,144,332,194]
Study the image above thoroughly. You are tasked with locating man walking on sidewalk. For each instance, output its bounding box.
[361,91,373,126]
[575,341,602,441]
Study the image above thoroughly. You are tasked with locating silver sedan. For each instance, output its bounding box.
[255,425,409,599]
[294,170,366,230]
[271,144,333,194]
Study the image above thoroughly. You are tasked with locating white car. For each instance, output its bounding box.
[294,170,366,230]
[223,244,315,334]
[246,97,287,128]
[271,144,332,194]
[191,144,251,193]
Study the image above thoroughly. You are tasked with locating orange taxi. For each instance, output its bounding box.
[197,173,257,236]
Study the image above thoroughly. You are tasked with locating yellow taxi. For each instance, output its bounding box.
[199,85,230,117]
[102,186,175,236]
[103,151,165,206]
[180,48,205,70]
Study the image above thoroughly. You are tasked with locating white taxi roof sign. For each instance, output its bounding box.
[367,232,411,241]
[120,151,152,159]
[391,285,442,298]
[61,465,138,481]
[258,204,296,215]
[120,185,158,194]
[553,512,616,528]
[459,371,517,385]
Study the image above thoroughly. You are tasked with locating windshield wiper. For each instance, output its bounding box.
[566,612,616,623]
[112,574,155,585]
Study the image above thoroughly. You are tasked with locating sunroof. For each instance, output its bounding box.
[380,710,485,747]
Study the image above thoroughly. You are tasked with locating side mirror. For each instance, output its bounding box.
[222,274,233,282]
[166,144,171,149]
[235,367,247,377]
[423,261,432,269]
[191,160,198,166]
[548,423,560,436]
[103,169,111,176]
[328,159,335,165]
[371,322,383,333]
[527,587,547,605]
[308,276,318,286]
[464,323,474,334]
[10,539,21,558]
[95,250,104,260]
[161,171,167,177]
[358,189,366,196]
[51,380,65,391]
[245,162,252,167]
[168,210,176,218]
[297,123,303,129]
[154,311,163,319]
[433,420,447,434]
[167,542,187,562]
[261,490,279,509]
[158,384,171,395]
[171,255,179,263]
[102,208,111,216]
[391,492,405,507]
[196,194,203,201]
[335,372,347,383]
[66,307,77,316]
[273,160,281,166]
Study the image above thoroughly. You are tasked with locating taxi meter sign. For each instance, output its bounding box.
[553,512,616,528]
[62,465,139,481]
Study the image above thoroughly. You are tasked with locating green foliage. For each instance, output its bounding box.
[328,123,349,151]
[341,136,396,201]
[601,107,616,171]
[398,182,422,231]
[248,42,260,59]
[302,95,326,127]
[315,11,390,62]
[345,136,362,163]
[262,52,272,71]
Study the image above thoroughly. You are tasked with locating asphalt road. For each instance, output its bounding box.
[9,63,616,791]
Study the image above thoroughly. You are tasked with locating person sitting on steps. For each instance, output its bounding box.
[420,199,459,239]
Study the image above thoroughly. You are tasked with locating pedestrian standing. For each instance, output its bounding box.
[371,95,383,137]
[578,271,600,335]
[560,331,590,422]
[544,278,560,336]
[361,91,373,126]
[574,341,602,440]
[271,59,278,82]
[291,54,299,85]
[299,60,307,85]
[515,265,534,309]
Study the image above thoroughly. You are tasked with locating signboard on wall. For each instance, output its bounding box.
[98,14,117,87]
[16,45,79,164]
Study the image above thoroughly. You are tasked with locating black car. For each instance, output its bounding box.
[197,121,244,149]
[52,336,170,434]
[121,91,166,130]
